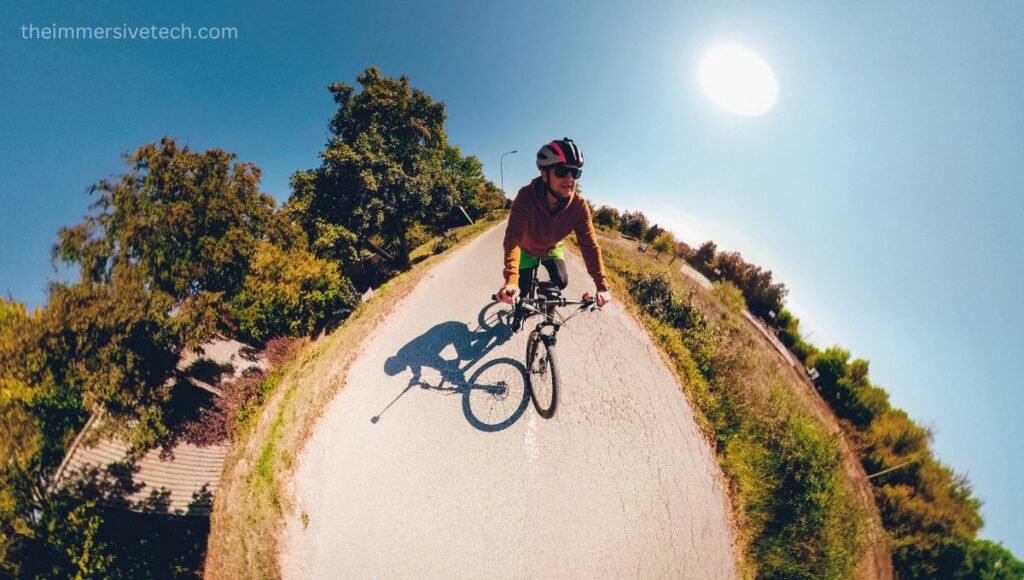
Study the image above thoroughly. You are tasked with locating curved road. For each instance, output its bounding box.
[280,223,737,579]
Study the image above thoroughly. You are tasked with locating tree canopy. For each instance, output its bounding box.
[289,67,492,269]
[54,137,276,346]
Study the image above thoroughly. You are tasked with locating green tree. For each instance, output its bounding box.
[593,205,620,230]
[652,230,675,258]
[644,223,665,244]
[812,349,889,429]
[619,210,649,239]
[230,241,360,345]
[54,137,275,347]
[693,241,717,271]
[41,272,181,450]
[1,299,117,578]
[441,145,501,222]
[958,539,1024,579]
[474,181,508,214]
[289,67,463,269]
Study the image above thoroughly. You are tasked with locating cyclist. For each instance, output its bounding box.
[496,137,612,310]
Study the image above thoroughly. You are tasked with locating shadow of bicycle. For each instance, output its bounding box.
[376,301,530,432]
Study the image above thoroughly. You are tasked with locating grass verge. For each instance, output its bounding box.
[203,215,504,579]
[578,229,871,579]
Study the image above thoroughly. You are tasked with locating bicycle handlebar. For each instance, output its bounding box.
[490,293,598,311]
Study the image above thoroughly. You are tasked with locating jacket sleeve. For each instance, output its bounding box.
[502,190,529,286]
[573,200,609,292]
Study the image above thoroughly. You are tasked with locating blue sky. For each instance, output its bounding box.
[3,0,1022,555]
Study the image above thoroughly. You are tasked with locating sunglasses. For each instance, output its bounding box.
[552,165,582,179]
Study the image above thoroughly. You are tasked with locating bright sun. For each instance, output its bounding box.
[698,44,778,116]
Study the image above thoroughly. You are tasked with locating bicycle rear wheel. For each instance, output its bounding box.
[526,333,559,418]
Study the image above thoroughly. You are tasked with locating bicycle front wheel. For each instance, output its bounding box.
[526,333,559,419]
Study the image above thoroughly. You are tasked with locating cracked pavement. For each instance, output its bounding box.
[279,222,737,579]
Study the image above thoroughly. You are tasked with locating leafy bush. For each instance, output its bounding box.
[753,413,862,579]
[231,241,360,345]
[432,233,458,254]
[263,336,302,367]
[405,222,434,250]
[713,281,747,314]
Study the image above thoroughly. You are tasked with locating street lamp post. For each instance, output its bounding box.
[500,150,518,193]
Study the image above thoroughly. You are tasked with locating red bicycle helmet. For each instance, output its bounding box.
[536,138,584,170]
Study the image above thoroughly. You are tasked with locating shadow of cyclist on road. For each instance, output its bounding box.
[375,302,528,431]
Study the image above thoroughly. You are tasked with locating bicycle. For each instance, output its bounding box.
[492,263,599,418]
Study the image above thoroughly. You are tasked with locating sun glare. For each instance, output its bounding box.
[698,44,778,117]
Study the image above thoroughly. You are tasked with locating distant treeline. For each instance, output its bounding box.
[0,67,506,577]
[591,204,1023,579]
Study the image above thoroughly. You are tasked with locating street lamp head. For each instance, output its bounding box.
[500,150,519,192]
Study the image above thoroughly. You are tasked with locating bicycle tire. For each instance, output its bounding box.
[526,333,559,418]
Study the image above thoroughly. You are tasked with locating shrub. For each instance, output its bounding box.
[231,242,360,344]
[713,281,747,314]
[263,336,301,367]
[219,370,267,436]
[405,222,434,250]
[432,233,458,254]
[753,413,862,579]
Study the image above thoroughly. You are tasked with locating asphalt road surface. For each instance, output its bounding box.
[280,222,737,579]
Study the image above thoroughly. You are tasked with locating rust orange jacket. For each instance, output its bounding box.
[502,177,609,291]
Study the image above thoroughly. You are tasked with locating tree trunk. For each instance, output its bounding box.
[397,229,413,270]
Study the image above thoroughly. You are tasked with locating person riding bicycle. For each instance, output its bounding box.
[496,137,612,311]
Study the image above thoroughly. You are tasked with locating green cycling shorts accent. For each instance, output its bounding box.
[519,241,565,269]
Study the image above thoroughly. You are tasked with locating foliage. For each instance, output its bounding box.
[810,346,997,578]
[404,222,434,250]
[1,292,204,577]
[693,241,718,271]
[959,539,1024,579]
[288,67,491,269]
[617,266,862,578]
[54,137,275,347]
[42,274,182,450]
[711,250,788,322]
[474,181,509,214]
[644,223,665,244]
[263,336,303,368]
[750,413,863,579]
[652,230,675,258]
[593,205,621,230]
[812,348,890,429]
[442,145,502,222]
[13,496,209,579]
[713,281,747,314]
[431,232,458,254]
[669,240,693,265]
[618,209,650,239]
[230,241,360,345]
[4,497,115,579]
